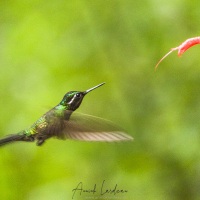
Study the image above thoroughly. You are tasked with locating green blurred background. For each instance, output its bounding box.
[0,0,200,199]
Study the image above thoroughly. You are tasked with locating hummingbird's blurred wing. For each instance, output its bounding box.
[58,113,133,142]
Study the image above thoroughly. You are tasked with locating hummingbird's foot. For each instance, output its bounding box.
[36,139,45,146]
[35,135,46,146]
[36,140,45,146]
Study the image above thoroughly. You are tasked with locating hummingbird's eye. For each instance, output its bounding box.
[75,93,81,98]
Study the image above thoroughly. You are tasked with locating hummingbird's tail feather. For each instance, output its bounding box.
[0,134,33,146]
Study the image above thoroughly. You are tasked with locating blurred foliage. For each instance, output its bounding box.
[0,0,200,199]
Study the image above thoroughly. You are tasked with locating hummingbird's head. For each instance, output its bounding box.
[60,82,105,111]
[60,91,85,111]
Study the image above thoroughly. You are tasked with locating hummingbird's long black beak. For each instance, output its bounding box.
[83,82,105,95]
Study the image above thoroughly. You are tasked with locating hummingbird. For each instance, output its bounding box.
[0,82,133,146]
